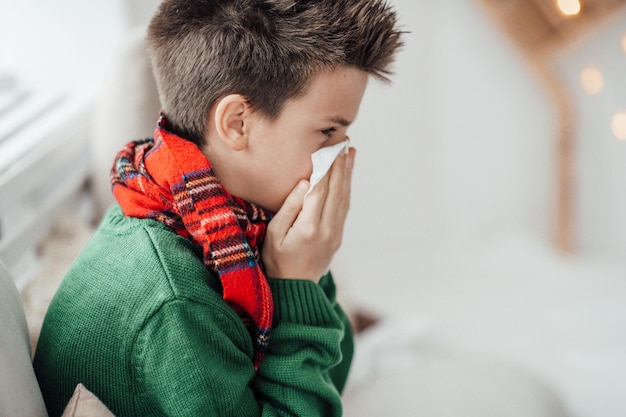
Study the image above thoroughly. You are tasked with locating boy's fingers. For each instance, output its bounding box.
[343,147,355,204]
[322,148,354,225]
[299,167,330,225]
[268,180,308,238]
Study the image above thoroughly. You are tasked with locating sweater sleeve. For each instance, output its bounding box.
[132,273,353,417]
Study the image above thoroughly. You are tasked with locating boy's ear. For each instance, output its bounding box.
[213,94,250,151]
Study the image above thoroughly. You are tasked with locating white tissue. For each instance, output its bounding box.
[306,140,349,196]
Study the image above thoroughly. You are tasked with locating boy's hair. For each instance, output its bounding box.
[147,0,403,145]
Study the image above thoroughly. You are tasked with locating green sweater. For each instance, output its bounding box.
[33,205,353,416]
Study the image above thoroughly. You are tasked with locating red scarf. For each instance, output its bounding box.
[111,117,273,369]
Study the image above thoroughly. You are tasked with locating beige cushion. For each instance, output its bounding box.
[62,384,115,417]
[0,260,47,417]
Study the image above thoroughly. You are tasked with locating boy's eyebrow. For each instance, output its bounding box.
[323,116,352,127]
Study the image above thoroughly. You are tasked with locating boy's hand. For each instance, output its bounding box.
[263,148,355,282]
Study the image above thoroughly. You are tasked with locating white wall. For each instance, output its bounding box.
[343,0,556,255]
[0,0,129,285]
[553,10,626,258]
[0,0,128,88]
[334,7,626,416]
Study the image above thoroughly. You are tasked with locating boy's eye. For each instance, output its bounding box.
[321,127,337,138]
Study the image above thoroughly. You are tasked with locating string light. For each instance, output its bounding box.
[557,0,582,16]
[579,66,604,95]
[612,110,626,141]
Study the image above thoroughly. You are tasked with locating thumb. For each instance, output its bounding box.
[267,180,308,238]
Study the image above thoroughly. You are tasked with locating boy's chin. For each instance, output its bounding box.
[241,195,280,216]
[237,186,294,215]
[261,201,281,216]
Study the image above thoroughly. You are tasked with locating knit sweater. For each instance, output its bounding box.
[33,205,354,416]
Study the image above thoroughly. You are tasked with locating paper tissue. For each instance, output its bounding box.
[306,139,349,197]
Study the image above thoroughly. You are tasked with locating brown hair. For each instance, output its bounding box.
[147,0,403,145]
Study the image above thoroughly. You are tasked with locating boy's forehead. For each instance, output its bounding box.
[281,66,368,122]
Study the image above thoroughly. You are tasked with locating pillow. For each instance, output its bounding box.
[62,384,115,417]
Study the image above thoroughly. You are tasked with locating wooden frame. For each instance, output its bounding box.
[478,0,626,252]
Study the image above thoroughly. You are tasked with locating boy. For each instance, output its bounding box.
[33,0,402,415]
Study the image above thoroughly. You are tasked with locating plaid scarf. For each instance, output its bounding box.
[111,116,273,369]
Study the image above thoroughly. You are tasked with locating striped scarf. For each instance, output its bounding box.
[110,116,273,369]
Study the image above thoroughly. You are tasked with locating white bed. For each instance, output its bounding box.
[335,234,626,417]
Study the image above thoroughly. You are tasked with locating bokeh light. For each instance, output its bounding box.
[579,66,604,95]
[557,0,581,16]
[611,110,626,141]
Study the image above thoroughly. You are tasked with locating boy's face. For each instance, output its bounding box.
[235,66,368,212]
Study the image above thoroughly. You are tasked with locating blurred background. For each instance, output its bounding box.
[1,0,626,416]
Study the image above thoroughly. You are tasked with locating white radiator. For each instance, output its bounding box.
[0,79,94,290]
